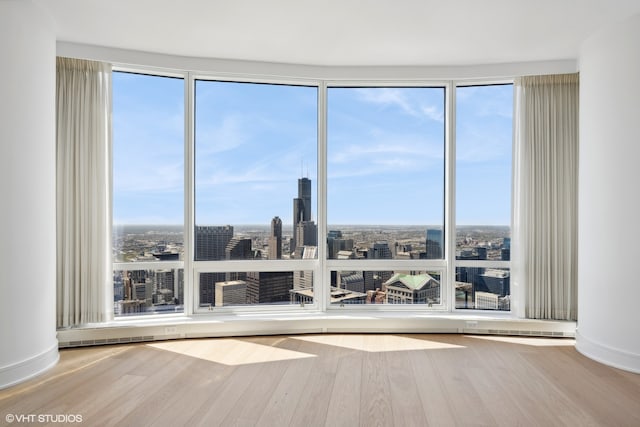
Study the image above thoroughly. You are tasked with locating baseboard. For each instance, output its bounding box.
[575,330,640,374]
[58,315,577,348]
[0,342,59,390]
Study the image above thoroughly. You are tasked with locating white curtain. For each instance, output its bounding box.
[513,73,579,320]
[56,57,111,328]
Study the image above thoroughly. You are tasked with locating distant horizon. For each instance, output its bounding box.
[113,223,511,229]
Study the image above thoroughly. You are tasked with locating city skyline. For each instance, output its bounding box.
[113,174,510,312]
[113,74,512,227]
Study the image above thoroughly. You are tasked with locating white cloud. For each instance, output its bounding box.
[456,126,512,163]
[329,135,443,180]
[114,157,183,193]
[356,87,418,116]
[196,115,249,156]
[421,105,444,122]
[355,87,444,123]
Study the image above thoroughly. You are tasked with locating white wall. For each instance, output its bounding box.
[0,0,59,388]
[577,12,640,373]
[57,42,578,81]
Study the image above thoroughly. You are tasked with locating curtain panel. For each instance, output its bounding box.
[513,73,579,320]
[56,57,111,328]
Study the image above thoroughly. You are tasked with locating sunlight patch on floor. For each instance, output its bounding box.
[292,334,464,352]
[147,339,316,366]
[466,335,575,347]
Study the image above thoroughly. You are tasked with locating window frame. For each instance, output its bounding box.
[324,81,450,312]
[110,67,514,318]
[111,66,189,320]
[189,74,323,314]
[452,80,514,313]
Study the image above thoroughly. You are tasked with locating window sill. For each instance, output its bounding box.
[57,311,576,348]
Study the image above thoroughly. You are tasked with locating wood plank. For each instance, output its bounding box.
[423,335,499,426]
[254,349,315,425]
[288,337,346,427]
[324,335,364,427]
[358,335,394,427]
[383,336,429,427]
[520,343,640,426]
[1,334,640,427]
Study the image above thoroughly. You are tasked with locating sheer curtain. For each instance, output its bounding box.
[513,73,579,320]
[56,57,111,328]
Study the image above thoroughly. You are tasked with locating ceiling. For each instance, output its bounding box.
[35,0,640,67]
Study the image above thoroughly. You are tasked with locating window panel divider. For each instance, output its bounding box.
[184,71,195,316]
[317,80,329,312]
[445,80,457,312]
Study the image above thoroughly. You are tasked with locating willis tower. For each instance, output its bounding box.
[292,177,313,254]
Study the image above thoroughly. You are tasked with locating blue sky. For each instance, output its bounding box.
[113,73,512,227]
[112,72,184,225]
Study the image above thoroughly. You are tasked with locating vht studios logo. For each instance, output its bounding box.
[5,413,83,423]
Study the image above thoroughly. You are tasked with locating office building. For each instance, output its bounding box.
[384,273,441,305]
[294,220,317,258]
[292,177,312,253]
[225,238,253,260]
[246,271,294,304]
[268,216,282,260]
[475,291,499,310]
[502,237,511,261]
[195,225,234,261]
[425,229,443,259]
[195,225,234,306]
[337,271,365,293]
[480,269,510,297]
[215,280,248,307]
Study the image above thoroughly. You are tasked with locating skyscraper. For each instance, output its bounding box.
[268,216,282,260]
[295,221,317,248]
[501,237,511,261]
[363,242,393,292]
[292,177,312,253]
[195,225,234,306]
[370,242,392,260]
[246,271,294,304]
[425,229,443,259]
[225,238,253,260]
[195,225,234,261]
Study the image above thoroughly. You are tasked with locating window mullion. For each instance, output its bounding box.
[318,81,329,312]
[185,71,195,316]
[446,81,456,312]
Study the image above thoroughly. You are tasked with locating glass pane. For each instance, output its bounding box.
[456,84,512,258]
[114,268,184,316]
[198,270,313,308]
[194,81,317,261]
[112,72,185,262]
[112,72,184,318]
[327,87,445,260]
[455,268,510,310]
[455,84,513,311]
[330,270,441,306]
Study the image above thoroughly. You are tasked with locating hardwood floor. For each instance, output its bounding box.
[1,334,639,426]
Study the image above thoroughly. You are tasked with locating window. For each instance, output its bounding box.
[110,70,514,317]
[327,87,445,261]
[194,80,317,308]
[112,71,185,315]
[455,84,513,310]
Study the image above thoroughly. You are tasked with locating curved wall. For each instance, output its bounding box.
[0,1,59,388]
[577,12,640,373]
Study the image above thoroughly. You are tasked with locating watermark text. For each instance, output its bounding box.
[5,413,83,423]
